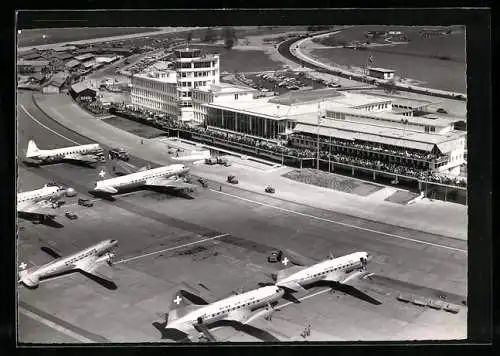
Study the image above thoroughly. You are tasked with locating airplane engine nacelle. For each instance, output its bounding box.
[65,187,77,197]
[19,271,39,288]
[97,252,115,265]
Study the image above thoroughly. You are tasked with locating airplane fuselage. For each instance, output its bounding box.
[278,252,369,288]
[31,144,102,161]
[17,186,62,206]
[19,240,117,285]
[94,164,188,193]
[167,286,284,331]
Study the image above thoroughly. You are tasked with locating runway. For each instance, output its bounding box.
[16,91,467,343]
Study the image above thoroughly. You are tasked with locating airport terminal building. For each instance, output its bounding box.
[201,89,466,175]
[130,48,220,122]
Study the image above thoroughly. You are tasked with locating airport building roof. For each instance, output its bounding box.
[17,59,50,67]
[324,106,457,127]
[70,81,95,94]
[53,46,77,52]
[206,90,394,120]
[368,67,395,73]
[196,82,257,94]
[74,53,94,61]
[65,59,81,69]
[294,116,465,152]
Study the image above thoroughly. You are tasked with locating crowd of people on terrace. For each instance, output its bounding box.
[108,105,467,188]
[293,134,441,161]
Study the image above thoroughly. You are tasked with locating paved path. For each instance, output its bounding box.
[285,31,467,100]
[28,93,467,240]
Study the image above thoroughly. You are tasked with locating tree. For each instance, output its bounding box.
[203,27,217,43]
[186,32,193,44]
[223,27,237,50]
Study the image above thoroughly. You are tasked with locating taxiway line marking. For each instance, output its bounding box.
[18,307,94,343]
[20,104,82,146]
[115,233,230,264]
[277,288,331,310]
[210,189,467,254]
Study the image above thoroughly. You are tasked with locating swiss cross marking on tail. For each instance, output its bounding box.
[174,296,182,305]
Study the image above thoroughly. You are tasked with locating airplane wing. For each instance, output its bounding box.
[325,270,369,284]
[145,177,197,190]
[64,153,98,164]
[17,201,59,220]
[113,161,150,175]
[280,249,317,266]
[277,281,306,293]
[94,185,118,194]
[225,308,252,324]
[275,265,306,282]
[76,258,114,283]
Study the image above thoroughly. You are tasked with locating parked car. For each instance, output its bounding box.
[65,211,78,220]
[109,148,129,161]
[227,175,238,184]
[268,250,283,263]
[52,200,66,208]
[78,198,94,207]
[265,185,276,194]
[198,178,208,188]
[205,157,218,165]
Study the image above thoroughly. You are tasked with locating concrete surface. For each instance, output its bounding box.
[16,91,467,343]
[27,92,467,240]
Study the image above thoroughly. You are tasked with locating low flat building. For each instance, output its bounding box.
[70,81,97,101]
[368,67,395,80]
[65,59,81,70]
[17,59,50,72]
[74,53,95,62]
[192,83,257,125]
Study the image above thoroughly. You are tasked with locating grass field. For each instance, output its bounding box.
[102,116,166,139]
[282,169,383,196]
[18,27,161,47]
[190,45,284,73]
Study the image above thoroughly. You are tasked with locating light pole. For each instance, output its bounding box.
[316,102,321,170]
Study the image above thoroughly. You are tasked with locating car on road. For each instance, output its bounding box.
[65,211,78,220]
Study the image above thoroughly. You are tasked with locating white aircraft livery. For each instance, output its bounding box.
[165,285,284,340]
[275,252,371,292]
[92,164,193,194]
[17,184,76,218]
[25,139,103,165]
[18,239,118,288]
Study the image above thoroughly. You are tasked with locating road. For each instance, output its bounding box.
[16,91,467,342]
[278,33,467,101]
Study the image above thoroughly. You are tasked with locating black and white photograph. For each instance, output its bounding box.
[14,12,475,345]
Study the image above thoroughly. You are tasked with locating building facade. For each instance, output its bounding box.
[368,67,395,80]
[192,83,256,125]
[130,48,220,122]
[130,71,179,118]
[201,89,466,175]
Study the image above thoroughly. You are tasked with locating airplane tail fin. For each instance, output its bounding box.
[26,140,41,158]
[166,289,204,324]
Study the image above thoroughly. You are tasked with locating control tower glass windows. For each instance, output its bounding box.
[181,62,192,69]
[194,61,212,69]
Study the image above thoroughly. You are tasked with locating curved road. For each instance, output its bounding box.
[278,33,466,100]
[17,91,467,299]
